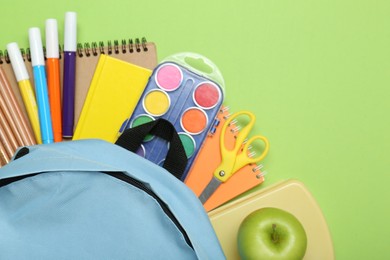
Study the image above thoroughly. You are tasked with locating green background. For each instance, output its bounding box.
[1,0,389,259]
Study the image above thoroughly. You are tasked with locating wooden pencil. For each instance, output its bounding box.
[0,90,25,146]
[0,117,14,161]
[0,140,10,166]
[0,108,19,152]
[0,67,36,146]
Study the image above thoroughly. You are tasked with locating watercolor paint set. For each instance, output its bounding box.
[125,53,225,180]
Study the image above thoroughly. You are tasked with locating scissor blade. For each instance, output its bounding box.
[199,177,222,204]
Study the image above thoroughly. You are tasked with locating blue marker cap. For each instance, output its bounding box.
[28,27,45,66]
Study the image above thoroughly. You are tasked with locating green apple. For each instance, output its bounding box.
[237,207,307,260]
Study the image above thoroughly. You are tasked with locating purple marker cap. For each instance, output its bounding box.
[64,12,77,52]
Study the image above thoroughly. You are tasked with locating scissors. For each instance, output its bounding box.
[198,111,270,204]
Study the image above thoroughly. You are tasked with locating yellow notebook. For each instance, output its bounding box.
[73,54,152,142]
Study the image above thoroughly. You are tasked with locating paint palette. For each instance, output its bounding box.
[126,53,225,180]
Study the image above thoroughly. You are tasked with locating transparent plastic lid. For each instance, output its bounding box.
[162,52,225,93]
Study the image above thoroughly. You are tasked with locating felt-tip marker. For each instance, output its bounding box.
[45,19,62,142]
[29,27,54,144]
[6,42,42,144]
[62,11,77,138]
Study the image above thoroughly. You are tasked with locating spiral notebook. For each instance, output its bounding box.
[0,37,157,133]
[184,106,266,212]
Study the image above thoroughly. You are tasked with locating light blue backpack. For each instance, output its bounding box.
[0,119,225,259]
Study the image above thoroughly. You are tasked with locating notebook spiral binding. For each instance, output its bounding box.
[0,37,149,64]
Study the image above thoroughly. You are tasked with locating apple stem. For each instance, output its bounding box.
[272,224,279,243]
